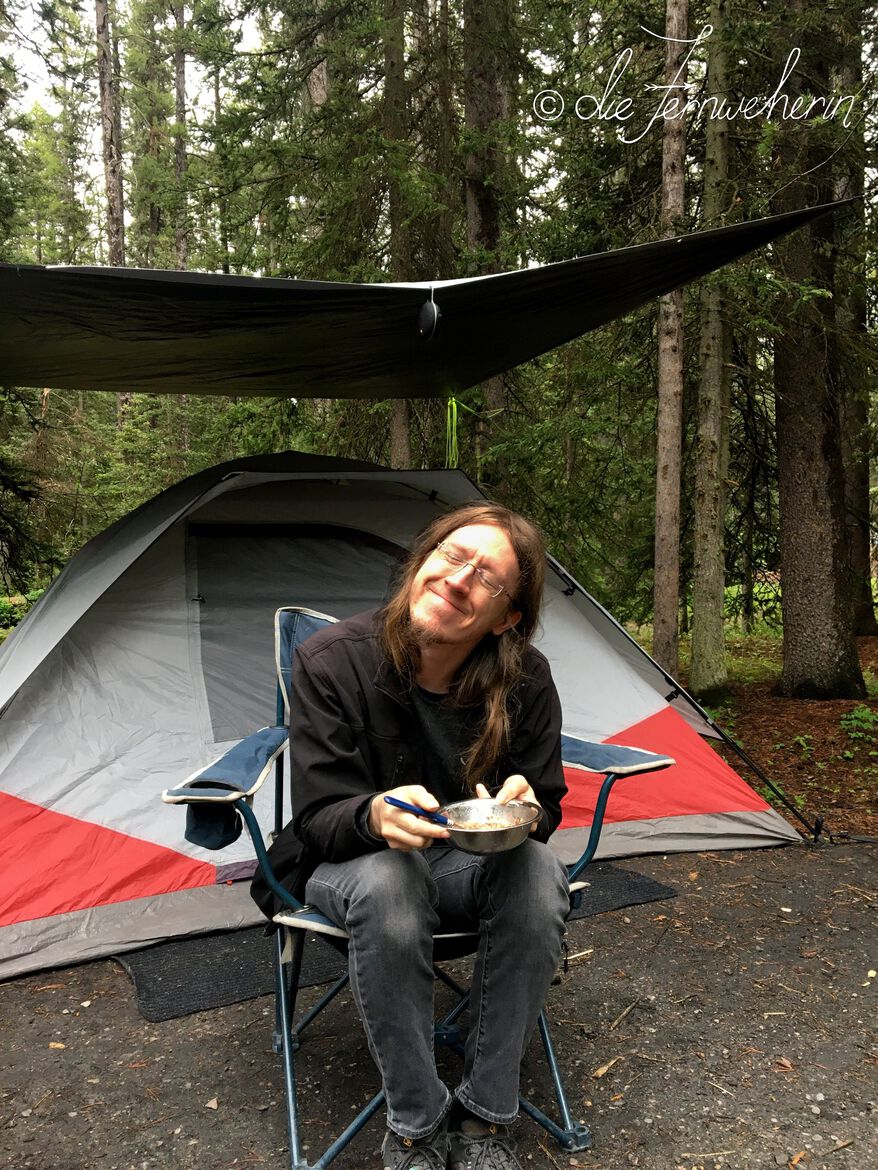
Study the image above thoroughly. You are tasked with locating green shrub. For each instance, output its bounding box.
[0,589,42,629]
[839,705,878,742]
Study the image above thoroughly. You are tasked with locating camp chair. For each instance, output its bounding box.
[163,606,674,1170]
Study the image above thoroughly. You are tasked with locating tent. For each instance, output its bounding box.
[0,452,799,979]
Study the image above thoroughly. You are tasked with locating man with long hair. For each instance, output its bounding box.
[255,503,569,1170]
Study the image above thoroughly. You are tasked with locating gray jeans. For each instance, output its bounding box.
[305,840,570,1139]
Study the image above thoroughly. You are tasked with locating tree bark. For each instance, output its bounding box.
[383,0,412,469]
[411,0,455,278]
[772,2,865,699]
[95,0,124,268]
[305,10,330,111]
[690,0,732,698]
[213,72,230,275]
[652,0,688,676]
[390,399,411,467]
[834,17,876,634]
[174,2,188,271]
[96,0,127,423]
[463,0,514,490]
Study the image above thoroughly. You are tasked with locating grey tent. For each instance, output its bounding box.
[0,455,799,979]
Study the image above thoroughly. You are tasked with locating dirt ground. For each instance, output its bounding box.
[704,635,878,845]
[715,686,878,846]
[2,843,875,1170]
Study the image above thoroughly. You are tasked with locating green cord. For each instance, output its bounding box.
[445,397,459,468]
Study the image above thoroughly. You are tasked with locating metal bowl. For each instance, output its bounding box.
[438,799,541,854]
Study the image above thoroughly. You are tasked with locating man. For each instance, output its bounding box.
[253,502,570,1170]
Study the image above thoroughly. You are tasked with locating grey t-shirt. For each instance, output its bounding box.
[409,687,473,806]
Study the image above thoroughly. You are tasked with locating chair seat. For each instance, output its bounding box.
[274,906,348,939]
[273,906,480,963]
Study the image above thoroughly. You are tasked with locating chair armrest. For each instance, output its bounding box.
[561,736,675,776]
[162,726,288,852]
[562,737,675,883]
[162,726,288,804]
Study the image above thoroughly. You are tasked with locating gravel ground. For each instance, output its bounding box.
[1,843,875,1170]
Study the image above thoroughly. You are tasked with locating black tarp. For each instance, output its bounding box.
[0,202,848,399]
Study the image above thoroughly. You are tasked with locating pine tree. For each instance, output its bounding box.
[771,0,865,698]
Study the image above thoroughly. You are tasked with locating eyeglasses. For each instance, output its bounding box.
[434,542,515,602]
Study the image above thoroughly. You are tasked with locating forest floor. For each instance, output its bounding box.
[1,633,876,1170]
[690,633,878,845]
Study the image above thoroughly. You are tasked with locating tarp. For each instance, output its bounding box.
[0,454,799,979]
[0,203,845,399]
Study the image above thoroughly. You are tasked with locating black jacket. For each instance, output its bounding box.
[251,609,567,916]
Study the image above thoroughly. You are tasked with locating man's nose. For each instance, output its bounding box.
[445,562,476,589]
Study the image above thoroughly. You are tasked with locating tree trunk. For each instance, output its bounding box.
[689,0,732,699]
[772,2,865,699]
[96,0,124,268]
[383,0,412,469]
[834,17,876,634]
[96,0,128,422]
[411,0,455,278]
[305,9,330,111]
[213,72,230,275]
[174,2,188,271]
[406,0,458,465]
[652,0,688,676]
[390,400,411,467]
[463,0,513,492]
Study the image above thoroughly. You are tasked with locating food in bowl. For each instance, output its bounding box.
[438,798,541,854]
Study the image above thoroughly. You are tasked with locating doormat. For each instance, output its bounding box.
[116,862,675,1022]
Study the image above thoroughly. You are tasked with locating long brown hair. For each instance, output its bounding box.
[379,502,547,791]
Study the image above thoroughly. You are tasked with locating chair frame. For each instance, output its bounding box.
[164,606,674,1170]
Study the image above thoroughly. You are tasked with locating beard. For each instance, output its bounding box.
[408,611,453,647]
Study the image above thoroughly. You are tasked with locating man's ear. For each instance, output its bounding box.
[492,608,522,637]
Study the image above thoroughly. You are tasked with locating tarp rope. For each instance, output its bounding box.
[445,397,459,468]
[445,396,484,469]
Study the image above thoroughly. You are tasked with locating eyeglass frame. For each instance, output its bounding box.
[434,541,517,604]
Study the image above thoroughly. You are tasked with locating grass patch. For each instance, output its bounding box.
[627,623,783,687]
[723,628,782,685]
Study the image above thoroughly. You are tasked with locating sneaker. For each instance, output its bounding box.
[381,1120,449,1170]
[448,1119,523,1170]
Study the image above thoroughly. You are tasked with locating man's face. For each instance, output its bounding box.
[408,522,522,650]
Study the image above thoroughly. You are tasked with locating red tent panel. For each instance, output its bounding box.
[0,792,217,926]
[560,706,769,828]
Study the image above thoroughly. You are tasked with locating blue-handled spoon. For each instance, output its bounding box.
[383,795,450,826]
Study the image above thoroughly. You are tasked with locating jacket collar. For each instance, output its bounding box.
[374,656,415,710]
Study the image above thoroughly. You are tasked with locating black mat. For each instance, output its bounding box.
[115,862,675,1022]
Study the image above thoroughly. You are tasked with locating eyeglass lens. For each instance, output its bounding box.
[438,544,502,596]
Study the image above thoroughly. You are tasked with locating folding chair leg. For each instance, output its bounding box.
[311,1090,386,1169]
[274,927,306,1054]
[293,972,351,1045]
[273,928,380,1169]
[518,1011,593,1152]
[274,929,312,1169]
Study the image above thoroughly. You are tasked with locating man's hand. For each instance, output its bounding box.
[475,774,542,833]
[368,785,451,851]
